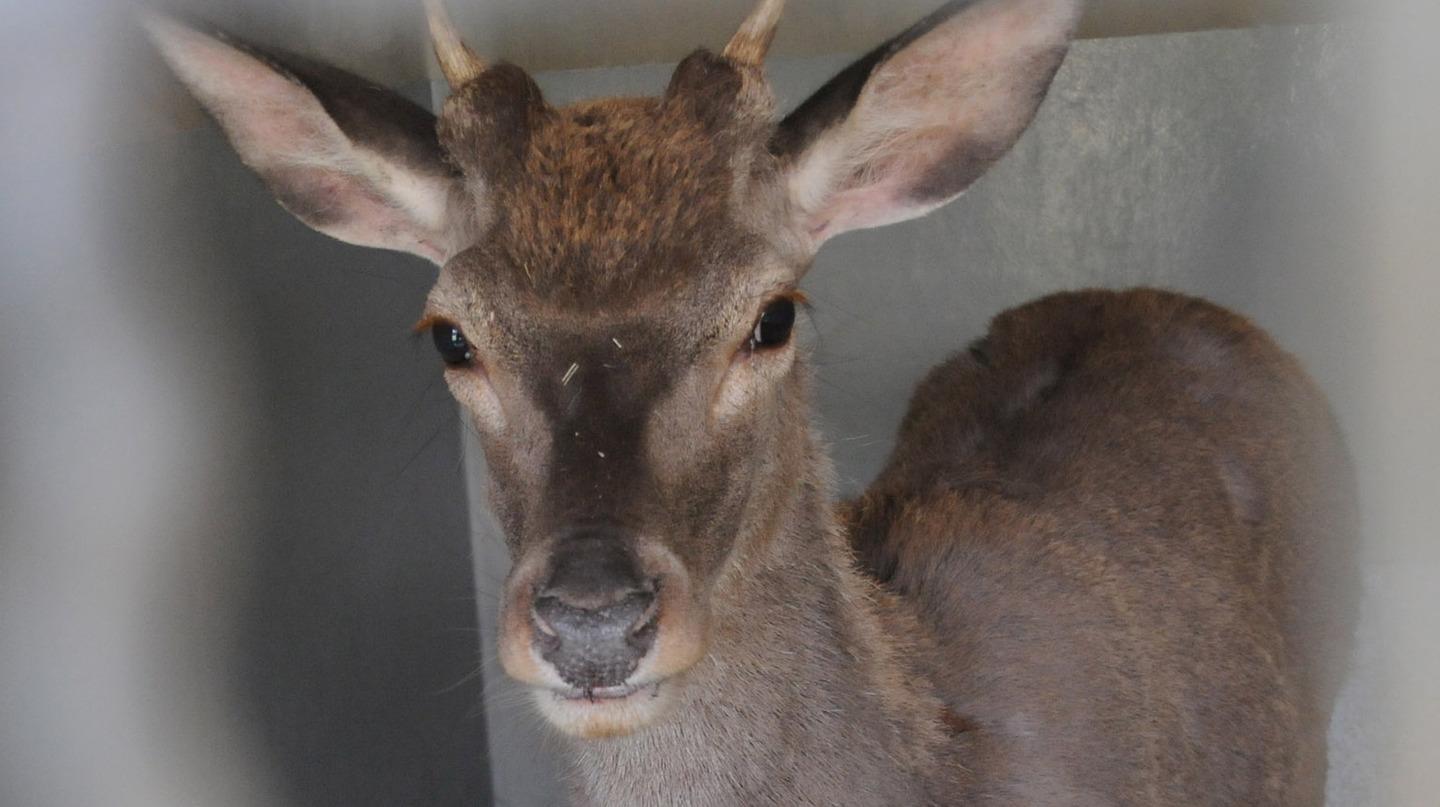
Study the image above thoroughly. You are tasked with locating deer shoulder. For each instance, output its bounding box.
[846,287,1357,804]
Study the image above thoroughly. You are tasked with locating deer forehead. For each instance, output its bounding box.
[431,63,793,302]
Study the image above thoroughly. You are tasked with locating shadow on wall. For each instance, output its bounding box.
[0,3,492,799]
[119,97,494,805]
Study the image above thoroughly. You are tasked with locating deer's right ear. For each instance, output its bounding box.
[772,0,1081,249]
[145,15,464,265]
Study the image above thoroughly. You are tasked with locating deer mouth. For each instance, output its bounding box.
[534,676,679,739]
[502,540,705,737]
[552,680,663,703]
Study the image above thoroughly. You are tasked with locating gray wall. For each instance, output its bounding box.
[119,85,493,806]
[467,23,1376,806]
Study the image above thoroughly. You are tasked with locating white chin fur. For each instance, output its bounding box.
[532,680,676,739]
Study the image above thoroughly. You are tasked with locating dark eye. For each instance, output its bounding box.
[749,297,796,351]
[431,322,473,365]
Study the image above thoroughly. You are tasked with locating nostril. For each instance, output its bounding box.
[532,596,563,638]
[628,607,659,649]
[617,588,657,637]
[626,584,660,636]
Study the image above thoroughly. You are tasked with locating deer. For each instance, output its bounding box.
[146,0,1356,804]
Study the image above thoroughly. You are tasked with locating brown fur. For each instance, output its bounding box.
[847,289,1356,805]
[561,288,1356,806]
[150,2,1355,804]
[435,54,779,308]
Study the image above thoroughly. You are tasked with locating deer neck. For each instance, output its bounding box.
[566,430,955,806]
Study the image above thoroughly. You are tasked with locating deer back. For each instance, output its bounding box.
[848,288,1357,805]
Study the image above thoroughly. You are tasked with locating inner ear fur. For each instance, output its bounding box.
[146,14,463,264]
[773,0,1082,246]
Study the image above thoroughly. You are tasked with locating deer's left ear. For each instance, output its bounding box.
[145,15,463,265]
[773,0,1081,248]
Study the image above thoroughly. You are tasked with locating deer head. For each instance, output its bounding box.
[147,0,1080,739]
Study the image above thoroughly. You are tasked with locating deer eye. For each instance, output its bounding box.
[431,322,473,365]
[749,298,796,352]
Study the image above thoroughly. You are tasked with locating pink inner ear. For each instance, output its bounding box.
[809,186,913,242]
[808,126,974,240]
[262,163,448,263]
[156,25,353,173]
[148,17,455,263]
[790,0,1080,245]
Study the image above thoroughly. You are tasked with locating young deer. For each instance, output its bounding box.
[148,0,1355,803]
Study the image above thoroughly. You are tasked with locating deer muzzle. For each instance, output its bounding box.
[498,528,710,737]
[530,531,659,691]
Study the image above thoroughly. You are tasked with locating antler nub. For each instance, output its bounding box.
[424,0,485,88]
[723,0,786,67]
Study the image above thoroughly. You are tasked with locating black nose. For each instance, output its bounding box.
[532,531,658,690]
